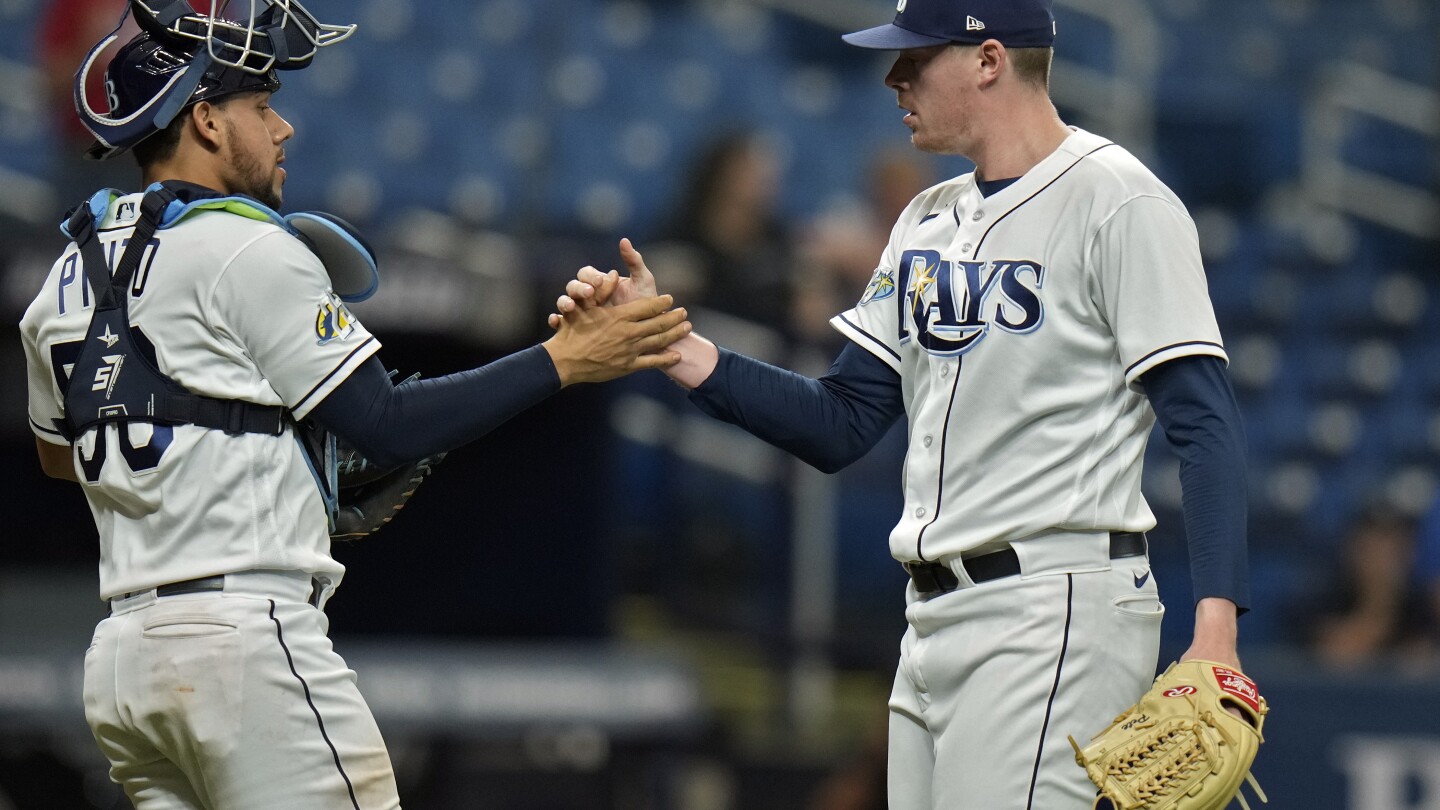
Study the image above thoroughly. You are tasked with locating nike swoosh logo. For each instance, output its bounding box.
[1133,570,1151,588]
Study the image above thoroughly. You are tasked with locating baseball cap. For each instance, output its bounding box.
[843,0,1057,50]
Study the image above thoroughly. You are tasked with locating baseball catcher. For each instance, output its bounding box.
[22,0,692,804]
[1070,660,1269,810]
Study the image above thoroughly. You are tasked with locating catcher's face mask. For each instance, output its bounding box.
[75,0,356,160]
[130,0,357,74]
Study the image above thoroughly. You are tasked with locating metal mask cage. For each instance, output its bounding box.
[131,0,356,74]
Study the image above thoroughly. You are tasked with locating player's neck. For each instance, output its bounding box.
[141,149,230,197]
[970,101,1071,182]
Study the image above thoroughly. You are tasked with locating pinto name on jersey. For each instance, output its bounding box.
[864,250,1046,356]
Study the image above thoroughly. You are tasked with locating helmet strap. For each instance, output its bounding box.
[151,51,212,129]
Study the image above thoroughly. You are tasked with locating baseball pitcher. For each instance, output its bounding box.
[554,0,1263,807]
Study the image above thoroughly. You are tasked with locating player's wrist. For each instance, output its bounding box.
[539,338,580,388]
[661,333,719,389]
[1184,597,1241,668]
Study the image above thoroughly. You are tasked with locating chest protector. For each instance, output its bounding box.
[56,184,289,442]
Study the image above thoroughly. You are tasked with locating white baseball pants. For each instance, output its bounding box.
[887,530,1163,810]
[84,571,401,809]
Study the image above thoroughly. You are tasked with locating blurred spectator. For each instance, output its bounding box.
[1308,508,1435,668]
[38,0,140,203]
[1412,494,1440,662]
[648,132,795,333]
[805,722,886,810]
[793,148,935,348]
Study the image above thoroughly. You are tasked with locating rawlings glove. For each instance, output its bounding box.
[330,443,445,540]
[1069,660,1269,810]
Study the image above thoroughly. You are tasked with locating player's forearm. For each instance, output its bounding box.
[687,343,904,474]
[1144,356,1251,610]
[35,438,79,482]
[310,349,560,468]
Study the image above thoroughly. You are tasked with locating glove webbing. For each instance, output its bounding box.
[1095,712,1269,810]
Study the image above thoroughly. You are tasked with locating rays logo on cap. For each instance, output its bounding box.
[897,0,907,11]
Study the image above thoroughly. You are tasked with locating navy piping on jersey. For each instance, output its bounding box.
[913,363,961,562]
[292,337,376,415]
[915,142,1117,560]
[835,312,902,364]
[1026,574,1075,810]
[268,601,361,810]
[1125,340,1225,377]
[972,143,1116,256]
[920,212,941,224]
[31,417,63,437]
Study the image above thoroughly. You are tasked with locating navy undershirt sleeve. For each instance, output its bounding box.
[1141,354,1250,611]
[308,345,561,469]
[687,341,905,473]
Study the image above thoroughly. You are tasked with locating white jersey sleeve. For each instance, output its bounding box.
[211,230,380,418]
[20,258,72,445]
[1091,194,1227,386]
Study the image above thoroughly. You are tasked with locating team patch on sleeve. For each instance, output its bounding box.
[315,293,358,345]
[858,268,896,305]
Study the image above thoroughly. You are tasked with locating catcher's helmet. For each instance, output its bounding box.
[76,0,356,160]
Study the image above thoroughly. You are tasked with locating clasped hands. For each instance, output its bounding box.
[539,238,687,387]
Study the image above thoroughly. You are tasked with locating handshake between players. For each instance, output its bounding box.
[550,239,722,392]
[541,288,692,386]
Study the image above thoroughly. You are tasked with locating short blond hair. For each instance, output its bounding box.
[1009,47,1053,89]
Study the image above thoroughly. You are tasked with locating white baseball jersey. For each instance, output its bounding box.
[20,191,380,599]
[832,128,1226,564]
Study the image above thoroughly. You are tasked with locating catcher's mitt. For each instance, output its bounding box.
[330,444,445,540]
[1069,660,1269,810]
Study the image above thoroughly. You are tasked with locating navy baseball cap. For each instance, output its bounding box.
[843,0,1057,50]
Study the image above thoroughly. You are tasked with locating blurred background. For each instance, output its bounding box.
[0,0,1437,807]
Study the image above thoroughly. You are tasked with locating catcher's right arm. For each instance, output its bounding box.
[1069,660,1269,810]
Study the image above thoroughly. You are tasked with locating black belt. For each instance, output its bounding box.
[126,575,327,608]
[903,532,1148,597]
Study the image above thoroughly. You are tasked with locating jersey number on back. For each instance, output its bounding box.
[50,336,173,484]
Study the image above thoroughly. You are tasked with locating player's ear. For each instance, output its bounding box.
[977,39,1005,88]
[188,100,225,153]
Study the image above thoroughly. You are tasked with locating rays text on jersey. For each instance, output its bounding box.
[893,249,1047,355]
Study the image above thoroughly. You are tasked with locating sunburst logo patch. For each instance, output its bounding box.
[859,268,897,305]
